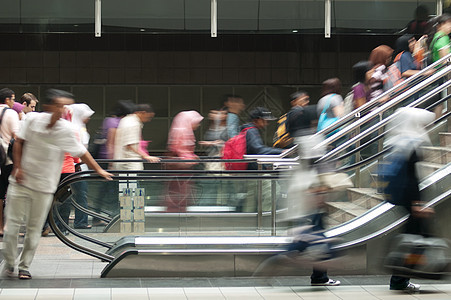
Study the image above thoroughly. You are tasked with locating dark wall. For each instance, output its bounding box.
[0,33,398,151]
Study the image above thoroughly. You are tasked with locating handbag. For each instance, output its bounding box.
[385,234,451,279]
[317,94,340,135]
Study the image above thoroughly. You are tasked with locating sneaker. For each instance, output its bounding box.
[390,282,420,292]
[311,279,341,286]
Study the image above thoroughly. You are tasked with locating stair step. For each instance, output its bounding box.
[324,216,341,229]
[421,146,451,164]
[440,132,451,147]
[326,201,368,224]
[347,187,385,209]
[417,161,444,180]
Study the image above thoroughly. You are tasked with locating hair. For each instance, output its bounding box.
[45,89,74,104]
[223,94,243,103]
[111,100,136,117]
[320,78,342,98]
[135,103,153,113]
[369,45,393,67]
[414,5,429,20]
[20,93,38,106]
[289,90,308,102]
[394,34,414,56]
[352,61,372,83]
[0,88,15,104]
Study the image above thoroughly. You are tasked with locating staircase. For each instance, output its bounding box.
[325,122,450,225]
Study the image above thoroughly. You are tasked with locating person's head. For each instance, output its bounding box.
[320,78,342,98]
[414,5,429,21]
[0,88,15,108]
[44,89,75,122]
[248,107,275,129]
[289,91,310,107]
[20,92,38,113]
[352,61,372,84]
[369,45,393,67]
[112,100,136,117]
[208,109,227,126]
[436,13,451,35]
[135,104,155,123]
[69,103,95,126]
[224,95,245,114]
[395,34,415,55]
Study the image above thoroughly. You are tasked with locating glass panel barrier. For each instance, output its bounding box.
[52,169,293,245]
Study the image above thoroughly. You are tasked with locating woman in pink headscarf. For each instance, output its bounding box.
[165,111,203,212]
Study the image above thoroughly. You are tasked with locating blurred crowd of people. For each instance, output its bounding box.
[0,11,449,283]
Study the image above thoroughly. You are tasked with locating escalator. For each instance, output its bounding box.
[49,54,451,277]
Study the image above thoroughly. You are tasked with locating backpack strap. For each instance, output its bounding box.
[320,94,336,116]
[0,107,8,128]
[430,33,445,51]
[393,51,404,63]
[240,126,256,134]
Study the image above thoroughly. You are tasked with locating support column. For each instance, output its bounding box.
[211,0,217,38]
[325,0,331,38]
[95,0,101,37]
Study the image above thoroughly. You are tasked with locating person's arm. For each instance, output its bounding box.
[125,144,160,163]
[12,138,24,184]
[401,69,422,78]
[79,151,113,180]
[227,114,240,138]
[246,128,283,155]
[106,128,116,159]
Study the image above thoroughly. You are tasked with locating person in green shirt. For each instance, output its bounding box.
[431,14,451,62]
[429,14,451,119]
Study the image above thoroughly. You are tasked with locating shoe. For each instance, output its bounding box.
[42,225,51,237]
[74,224,92,229]
[92,220,108,226]
[311,279,341,286]
[390,282,420,292]
[3,266,14,278]
[18,270,32,280]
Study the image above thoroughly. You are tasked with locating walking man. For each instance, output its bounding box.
[2,89,112,279]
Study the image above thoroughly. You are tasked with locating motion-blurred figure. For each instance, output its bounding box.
[406,5,430,35]
[164,111,203,212]
[384,107,435,292]
[224,95,245,138]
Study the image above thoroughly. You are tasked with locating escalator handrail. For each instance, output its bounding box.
[316,53,451,137]
[314,64,451,154]
[48,205,115,262]
[316,73,451,163]
[334,109,451,171]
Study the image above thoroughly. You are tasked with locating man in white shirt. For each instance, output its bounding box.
[0,88,19,236]
[2,89,112,280]
[113,104,160,170]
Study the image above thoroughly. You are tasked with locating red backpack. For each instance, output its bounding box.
[222,126,255,170]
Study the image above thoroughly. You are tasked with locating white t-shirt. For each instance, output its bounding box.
[9,112,86,193]
[113,114,143,170]
[0,104,20,166]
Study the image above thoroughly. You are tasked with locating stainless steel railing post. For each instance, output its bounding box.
[257,164,263,231]
[271,179,277,236]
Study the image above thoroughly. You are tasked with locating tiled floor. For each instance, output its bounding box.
[1,235,451,299]
[1,285,451,299]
